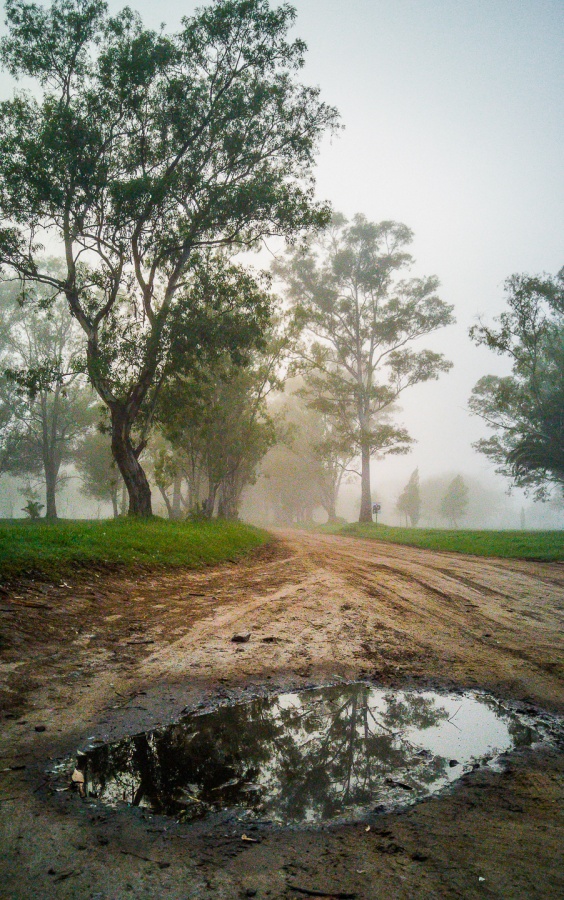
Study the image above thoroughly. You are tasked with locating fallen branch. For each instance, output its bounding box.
[288,886,357,899]
[120,849,170,869]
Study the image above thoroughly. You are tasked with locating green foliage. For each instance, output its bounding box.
[0,283,95,516]
[396,467,421,526]
[469,268,564,499]
[275,213,454,520]
[327,522,564,562]
[157,317,286,519]
[0,0,338,515]
[74,427,121,512]
[0,517,270,580]
[21,499,44,519]
[439,475,469,528]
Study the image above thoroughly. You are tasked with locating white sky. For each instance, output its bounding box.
[1,0,563,512]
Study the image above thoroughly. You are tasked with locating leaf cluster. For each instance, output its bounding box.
[277,214,454,462]
[469,268,564,499]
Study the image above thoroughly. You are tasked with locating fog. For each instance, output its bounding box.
[0,1,562,525]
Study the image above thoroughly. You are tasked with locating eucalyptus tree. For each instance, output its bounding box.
[0,288,94,518]
[276,214,454,522]
[0,0,338,516]
[469,268,564,500]
[157,313,288,520]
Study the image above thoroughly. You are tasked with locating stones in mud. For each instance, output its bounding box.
[231,633,251,643]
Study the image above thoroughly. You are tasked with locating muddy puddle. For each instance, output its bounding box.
[64,684,553,826]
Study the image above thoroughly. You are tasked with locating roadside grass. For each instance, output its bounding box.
[0,517,271,581]
[323,522,564,562]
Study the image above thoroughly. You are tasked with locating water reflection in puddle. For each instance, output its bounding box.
[74,684,543,825]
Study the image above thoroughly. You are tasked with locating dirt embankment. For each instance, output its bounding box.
[1,530,563,899]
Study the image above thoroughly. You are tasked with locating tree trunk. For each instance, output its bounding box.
[110,404,152,517]
[326,496,337,523]
[171,474,182,519]
[358,440,372,523]
[44,459,58,519]
[158,485,174,519]
[204,484,217,518]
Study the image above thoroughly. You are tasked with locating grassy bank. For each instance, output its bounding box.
[0,517,271,581]
[325,522,564,561]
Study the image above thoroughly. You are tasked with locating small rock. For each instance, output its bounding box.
[231,633,251,644]
[245,890,257,897]
[449,759,460,767]
[34,725,46,733]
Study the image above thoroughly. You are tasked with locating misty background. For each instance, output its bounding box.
[0,0,562,527]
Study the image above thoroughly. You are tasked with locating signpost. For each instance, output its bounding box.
[372,502,381,524]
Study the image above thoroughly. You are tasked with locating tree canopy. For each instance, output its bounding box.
[0,282,94,517]
[469,268,564,500]
[0,0,338,515]
[275,214,454,522]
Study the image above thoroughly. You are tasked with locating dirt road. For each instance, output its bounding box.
[1,529,563,898]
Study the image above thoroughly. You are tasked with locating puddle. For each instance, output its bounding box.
[68,684,552,826]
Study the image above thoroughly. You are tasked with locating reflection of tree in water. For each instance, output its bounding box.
[265,685,450,821]
[82,686,462,823]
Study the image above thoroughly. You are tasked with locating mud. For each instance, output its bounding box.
[1,529,563,898]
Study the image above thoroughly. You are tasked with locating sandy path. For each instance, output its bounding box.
[0,530,563,899]
[138,528,564,711]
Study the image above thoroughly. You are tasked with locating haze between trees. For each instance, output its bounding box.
[0,0,561,529]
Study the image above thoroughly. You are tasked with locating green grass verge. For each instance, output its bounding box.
[323,522,564,561]
[0,517,271,581]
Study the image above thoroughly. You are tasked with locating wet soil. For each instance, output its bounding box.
[1,529,563,898]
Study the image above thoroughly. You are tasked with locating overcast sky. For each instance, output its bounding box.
[1,0,563,507]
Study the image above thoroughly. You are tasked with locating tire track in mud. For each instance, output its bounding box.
[2,528,564,749]
[277,530,564,708]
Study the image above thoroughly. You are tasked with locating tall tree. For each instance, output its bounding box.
[276,214,454,522]
[0,0,338,516]
[157,318,286,519]
[396,468,421,527]
[469,268,564,500]
[0,289,93,518]
[439,475,469,528]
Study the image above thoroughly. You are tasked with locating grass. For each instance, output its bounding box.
[0,517,271,581]
[323,522,564,562]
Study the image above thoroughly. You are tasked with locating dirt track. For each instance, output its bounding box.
[1,529,563,898]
